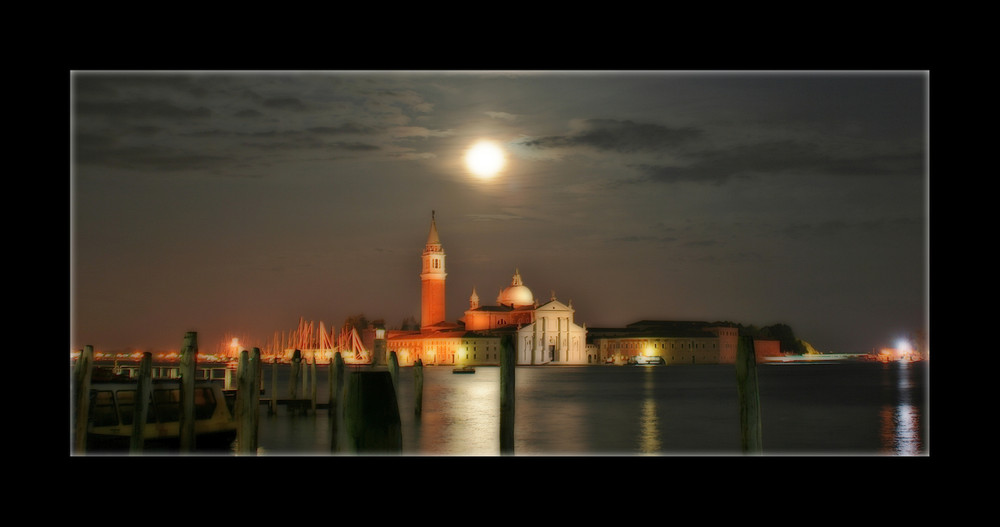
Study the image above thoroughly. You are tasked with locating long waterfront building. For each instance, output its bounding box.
[382,212,778,367]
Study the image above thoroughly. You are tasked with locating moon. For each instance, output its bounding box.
[465,140,506,179]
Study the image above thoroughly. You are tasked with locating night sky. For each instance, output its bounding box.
[70,71,927,355]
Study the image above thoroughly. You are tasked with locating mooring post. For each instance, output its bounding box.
[179,331,198,453]
[344,370,402,453]
[327,353,334,416]
[303,352,311,402]
[72,345,94,454]
[310,352,317,412]
[330,351,345,452]
[129,352,153,454]
[388,351,400,396]
[736,335,763,454]
[500,334,515,455]
[270,357,278,415]
[414,358,423,417]
[289,349,301,401]
[236,348,261,455]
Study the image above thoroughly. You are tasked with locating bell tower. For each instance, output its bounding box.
[420,211,447,329]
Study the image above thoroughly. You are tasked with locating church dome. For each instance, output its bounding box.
[497,268,534,307]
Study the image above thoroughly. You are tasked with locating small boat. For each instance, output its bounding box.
[452,365,476,374]
[630,355,665,365]
[85,378,237,452]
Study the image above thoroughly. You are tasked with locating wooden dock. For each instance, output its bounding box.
[257,398,331,414]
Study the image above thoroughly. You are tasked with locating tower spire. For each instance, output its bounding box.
[427,210,441,245]
[421,210,446,329]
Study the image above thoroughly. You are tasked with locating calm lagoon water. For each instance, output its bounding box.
[254,360,928,456]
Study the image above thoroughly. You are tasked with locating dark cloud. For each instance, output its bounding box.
[307,123,379,135]
[633,140,924,185]
[519,119,702,153]
[76,145,231,172]
[235,109,263,118]
[75,99,212,120]
[261,97,307,111]
[780,217,922,241]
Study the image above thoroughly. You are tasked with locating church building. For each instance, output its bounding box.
[386,212,594,366]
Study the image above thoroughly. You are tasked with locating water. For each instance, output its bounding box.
[253,360,928,456]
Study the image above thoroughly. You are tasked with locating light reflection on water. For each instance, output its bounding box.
[250,361,927,456]
[879,361,923,456]
[638,368,661,454]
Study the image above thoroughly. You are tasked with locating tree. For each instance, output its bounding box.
[400,315,419,331]
[343,314,369,333]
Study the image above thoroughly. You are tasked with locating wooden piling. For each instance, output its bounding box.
[303,352,311,401]
[289,349,301,400]
[344,370,401,453]
[310,352,317,411]
[414,358,423,417]
[179,331,197,452]
[388,351,400,395]
[330,351,345,452]
[327,353,334,416]
[72,345,94,454]
[129,352,152,454]
[270,358,278,415]
[500,334,515,455]
[236,348,261,455]
[736,335,763,454]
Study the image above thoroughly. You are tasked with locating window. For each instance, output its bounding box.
[153,389,181,422]
[116,389,155,425]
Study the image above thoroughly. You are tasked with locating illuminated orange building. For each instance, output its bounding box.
[461,269,536,331]
[387,212,594,366]
[420,211,447,329]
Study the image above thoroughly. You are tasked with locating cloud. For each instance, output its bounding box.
[307,123,378,135]
[781,217,922,240]
[486,111,517,121]
[518,119,702,153]
[75,99,213,121]
[388,126,454,139]
[631,140,925,185]
[261,97,308,111]
[465,213,524,222]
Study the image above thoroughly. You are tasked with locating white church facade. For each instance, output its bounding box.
[517,298,588,365]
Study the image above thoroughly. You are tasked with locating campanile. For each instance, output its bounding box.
[420,211,447,329]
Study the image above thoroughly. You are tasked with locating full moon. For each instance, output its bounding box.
[465,141,506,179]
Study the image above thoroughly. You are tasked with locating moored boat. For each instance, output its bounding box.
[630,355,665,365]
[452,365,476,374]
[85,378,237,452]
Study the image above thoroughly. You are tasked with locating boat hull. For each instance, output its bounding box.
[85,380,238,453]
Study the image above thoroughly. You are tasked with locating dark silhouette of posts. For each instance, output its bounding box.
[330,351,345,452]
[129,352,153,454]
[344,370,401,453]
[179,331,198,452]
[73,345,94,454]
[500,334,515,455]
[388,351,400,395]
[310,352,318,411]
[270,358,278,415]
[236,348,261,455]
[289,349,301,400]
[414,358,423,417]
[736,335,762,454]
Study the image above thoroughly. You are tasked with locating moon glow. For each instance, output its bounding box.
[465,141,506,179]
